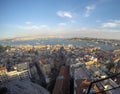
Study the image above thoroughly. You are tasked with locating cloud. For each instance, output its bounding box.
[17,25,39,30]
[40,25,48,28]
[102,20,120,28]
[17,24,48,30]
[57,11,73,18]
[73,27,120,39]
[58,23,67,26]
[85,5,95,17]
[25,21,32,25]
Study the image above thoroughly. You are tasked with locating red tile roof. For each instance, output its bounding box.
[0,67,6,71]
[52,66,70,94]
[76,79,91,94]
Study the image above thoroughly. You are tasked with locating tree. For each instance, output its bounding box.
[106,63,115,71]
[0,45,11,52]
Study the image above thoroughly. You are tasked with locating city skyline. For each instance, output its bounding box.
[0,0,120,39]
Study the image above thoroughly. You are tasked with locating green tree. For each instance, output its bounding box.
[0,45,11,52]
[106,63,115,71]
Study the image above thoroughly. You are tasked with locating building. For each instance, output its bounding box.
[73,67,92,94]
[17,62,29,72]
[0,64,8,83]
[38,60,51,76]
[52,66,70,94]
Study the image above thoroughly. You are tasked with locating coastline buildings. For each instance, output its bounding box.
[0,44,120,94]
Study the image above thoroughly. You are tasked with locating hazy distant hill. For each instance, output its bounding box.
[4,36,63,41]
[68,37,120,41]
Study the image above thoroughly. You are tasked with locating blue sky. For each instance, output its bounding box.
[0,0,120,39]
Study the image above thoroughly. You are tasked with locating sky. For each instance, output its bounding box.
[0,0,120,39]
